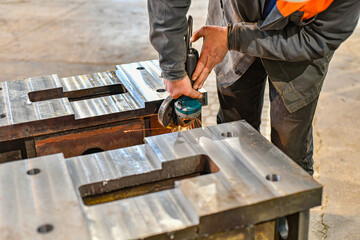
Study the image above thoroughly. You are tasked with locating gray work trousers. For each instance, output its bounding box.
[216,59,318,175]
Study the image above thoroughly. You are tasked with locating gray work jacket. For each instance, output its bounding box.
[148,0,360,112]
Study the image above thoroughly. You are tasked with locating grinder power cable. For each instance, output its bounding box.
[158,16,201,129]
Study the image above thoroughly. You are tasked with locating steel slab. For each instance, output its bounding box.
[0,120,322,239]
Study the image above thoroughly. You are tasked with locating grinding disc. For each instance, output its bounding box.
[158,95,177,129]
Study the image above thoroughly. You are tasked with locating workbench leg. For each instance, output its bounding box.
[283,210,309,240]
[297,210,310,240]
[24,139,37,158]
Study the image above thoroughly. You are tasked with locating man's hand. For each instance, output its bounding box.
[164,75,203,99]
[191,26,228,89]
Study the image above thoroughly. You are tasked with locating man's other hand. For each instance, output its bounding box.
[191,26,228,89]
[164,75,203,99]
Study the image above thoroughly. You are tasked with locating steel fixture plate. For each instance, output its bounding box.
[0,120,322,239]
[0,60,207,143]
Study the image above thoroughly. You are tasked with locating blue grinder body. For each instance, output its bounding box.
[174,46,201,126]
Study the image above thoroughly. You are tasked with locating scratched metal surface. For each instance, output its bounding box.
[0,60,207,127]
[0,154,89,240]
[67,144,160,190]
[0,75,74,126]
[0,120,322,239]
[60,71,122,92]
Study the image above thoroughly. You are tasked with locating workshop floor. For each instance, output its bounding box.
[0,1,359,239]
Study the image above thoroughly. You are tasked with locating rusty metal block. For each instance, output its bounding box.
[34,120,145,158]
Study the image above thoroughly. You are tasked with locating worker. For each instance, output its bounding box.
[148,0,360,175]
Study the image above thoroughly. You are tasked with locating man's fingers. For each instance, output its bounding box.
[166,83,185,99]
[194,57,214,89]
[184,88,203,99]
[170,91,182,99]
[164,77,188,99]
[194,66,211,89]
[192,60,206,83]
[192,53,207,84]
[191,27,205,42]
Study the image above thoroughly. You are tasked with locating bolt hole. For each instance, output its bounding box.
[27,168,41,175]
[156,88,166,93]
[0,114,6,118]
[136,67,145,70]
[221,132,234,138]
[266,174,280,182]
[82,148,104,155]
[37,224,54,234]
[0,87,2,90]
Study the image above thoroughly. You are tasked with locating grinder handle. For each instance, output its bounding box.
[185,15,199,87]
[185,48,199,82]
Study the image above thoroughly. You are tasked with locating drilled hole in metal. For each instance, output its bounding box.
[27,168,41,175]
[37,224,54,234]
[136,67,145,70]
[221,132,234,138]
[156,88,166,93]
[0,87,2,90]
[0,114,6,118]
[266,174,280,182]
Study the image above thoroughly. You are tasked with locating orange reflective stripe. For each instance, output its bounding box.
[301,0,334,20]
[277,0,334,20]
[277,0,307,18]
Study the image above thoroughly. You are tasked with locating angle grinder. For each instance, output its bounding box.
[158,16,202,129]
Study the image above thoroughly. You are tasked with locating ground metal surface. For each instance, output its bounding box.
[0,120,322,240]
[0,60,207,161]
[0,60,207,142]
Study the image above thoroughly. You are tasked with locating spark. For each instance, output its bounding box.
[123,118,203,133]
[171,118,202,132]
[123,128,165,133]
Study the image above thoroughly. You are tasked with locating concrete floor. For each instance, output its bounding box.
[1,1,359,239]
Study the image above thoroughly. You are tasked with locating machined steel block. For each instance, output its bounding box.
[0,120,322,239]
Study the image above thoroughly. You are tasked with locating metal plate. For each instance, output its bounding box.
[0,154,89,239]
[0,60,208,142]
[0,120,322,239]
